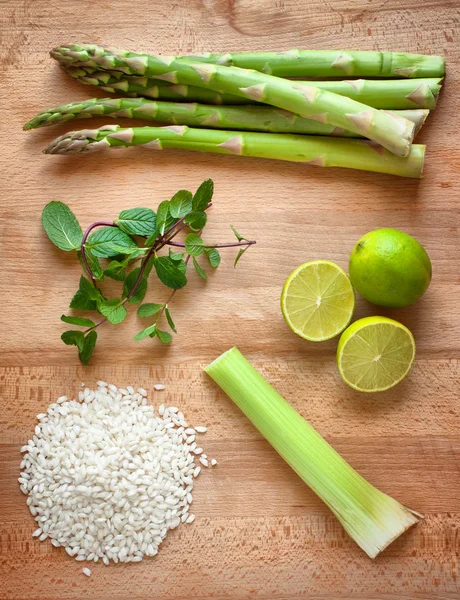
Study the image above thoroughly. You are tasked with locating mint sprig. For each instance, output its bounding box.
[42,179,255,363]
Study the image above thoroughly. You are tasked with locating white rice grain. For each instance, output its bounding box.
[20,384,213,565]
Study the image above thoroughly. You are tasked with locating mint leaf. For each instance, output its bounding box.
[230,225,248,242]
[185,234,205,256]
[116,208,156,236]
[134,325,157,341]
[42,201,83,251]
[142,255,156,278]
[123,268,148,304]
[78,276,100,300]
[131,279,147,304]
[185,211,207,232]
[70,276,101,310]
[234,245,250,267]
[145,200,179,246]
[165,306,177,333]
[61,315,95,327]
[61,330,85,351]
[79,331,97,364]
[205,248,221,268]
[98,299,127,324]
[176,259,187,275]
[192,179,214,211]
[156,329,173,344]
[104,260,126,281]
[155,200,170,236]
[169,249,185,262]
[165,213,179,231]
[170,190,193,218]
[153,256,187,289]
[137,303,163,318]
[70,291,96,310]
[102,244,147,258]
[145,232,158,247]
[78,249,104,280]
[193,257,208,279]
[86,227,137,258]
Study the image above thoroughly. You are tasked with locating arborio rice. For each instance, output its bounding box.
[19,382,216,564]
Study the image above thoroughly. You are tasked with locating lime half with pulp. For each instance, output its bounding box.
[337,316,416,392]
[281,260,355,342]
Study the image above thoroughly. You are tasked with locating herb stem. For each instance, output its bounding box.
[166,240,257,249]
[81,221,117,286]
[82,203,248,337]
[124,212,200,302]
[84,315,108,333]
[123,202,213,267]
[83,218,191,334]
[162,202,213,238]
[152,236,195,326]
[124,247,155,302]
[154,289,178,326]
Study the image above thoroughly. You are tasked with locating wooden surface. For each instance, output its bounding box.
[1,1,460,598]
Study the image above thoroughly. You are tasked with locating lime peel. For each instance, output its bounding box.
[349,228,432,308]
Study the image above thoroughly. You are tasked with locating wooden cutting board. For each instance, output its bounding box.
[1,1,459,598]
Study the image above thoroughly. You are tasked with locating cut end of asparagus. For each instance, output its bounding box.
[205,347,423,559]
[397,108,430,137]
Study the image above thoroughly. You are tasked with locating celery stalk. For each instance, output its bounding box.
[205,347,421,558]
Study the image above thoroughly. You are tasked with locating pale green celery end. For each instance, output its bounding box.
[205,347,420,559]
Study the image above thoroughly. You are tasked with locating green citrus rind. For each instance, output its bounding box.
[349,228,432,308]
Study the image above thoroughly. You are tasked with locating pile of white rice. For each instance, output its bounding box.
[19,382,215,564]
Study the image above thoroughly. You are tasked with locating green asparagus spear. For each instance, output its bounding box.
[51,44,416,156]
[64,66,247,105]
[175,49,445,78]
[24,97,429,139]
[43,124,425,179]
[65,66,442,110]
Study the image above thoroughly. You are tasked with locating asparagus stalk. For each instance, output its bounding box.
[65,66,247,105]
[43,124,426,179]
[24,97,430,139]
[177,49,445,78]
[51,44,416,156]
[65,66,443,110]
[204,347,421,559]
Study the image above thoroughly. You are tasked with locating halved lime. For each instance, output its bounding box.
[281,260,355,342]
[337,316,416,393]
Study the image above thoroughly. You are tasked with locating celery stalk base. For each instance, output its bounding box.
[205,347,421,559]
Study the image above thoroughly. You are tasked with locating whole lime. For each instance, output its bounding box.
[349,228,432,308]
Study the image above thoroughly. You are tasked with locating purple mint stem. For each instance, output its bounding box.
[81,221,117,285]
[82,201,215,332]
[166,240,256,249]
